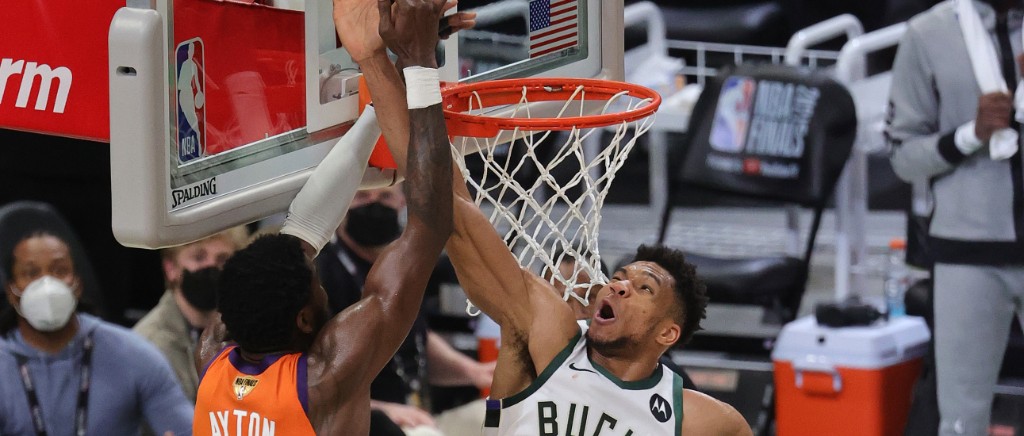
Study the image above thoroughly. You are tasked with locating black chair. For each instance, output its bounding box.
[657,63,857,354]
[0,201,105,318]
[624,0,790,49]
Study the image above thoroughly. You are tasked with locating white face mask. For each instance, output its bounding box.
[13,276,78,332]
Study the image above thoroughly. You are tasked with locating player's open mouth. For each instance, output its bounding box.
[595,300,616,322]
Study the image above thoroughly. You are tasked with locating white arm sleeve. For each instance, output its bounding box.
[281,107,382,254]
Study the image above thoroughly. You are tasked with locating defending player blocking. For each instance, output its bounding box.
[191,1,470,434]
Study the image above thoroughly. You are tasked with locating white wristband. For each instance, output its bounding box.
[404,66,442,109]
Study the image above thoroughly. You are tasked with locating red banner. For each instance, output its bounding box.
[0,0,123,141]
[0,0,305,146]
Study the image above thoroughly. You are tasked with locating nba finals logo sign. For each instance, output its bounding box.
[175,38,206,164]
[707,76,820,180]
[233,375,259,400]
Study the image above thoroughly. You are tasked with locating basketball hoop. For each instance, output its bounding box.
[442,78,661,313]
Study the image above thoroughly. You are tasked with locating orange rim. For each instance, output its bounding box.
[442,78,661,138]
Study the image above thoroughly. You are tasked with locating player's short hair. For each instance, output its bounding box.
[218,233,312,352]
[631,244,707,345]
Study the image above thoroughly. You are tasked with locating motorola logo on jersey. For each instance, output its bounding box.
[649,393,672,423]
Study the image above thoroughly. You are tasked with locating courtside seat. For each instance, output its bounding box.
[658,63,857,352]
[624,1,789,49]
[685,253,804,316]
[658,2,788,45]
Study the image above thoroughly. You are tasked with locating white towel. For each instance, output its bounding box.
[957,0,1022,160]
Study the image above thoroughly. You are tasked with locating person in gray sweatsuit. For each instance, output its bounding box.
[886,1,1024,434]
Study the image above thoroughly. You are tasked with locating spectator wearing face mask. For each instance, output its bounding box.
[0,230,193,436]
[134,227,249,404]
[316,185,494,436]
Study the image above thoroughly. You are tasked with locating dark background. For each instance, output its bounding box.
[0,0,944,325]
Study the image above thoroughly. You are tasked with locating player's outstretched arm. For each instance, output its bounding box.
[338,0,573,393]
[305,0,453,413]
[446,168,573,331]
[335,0,530,328]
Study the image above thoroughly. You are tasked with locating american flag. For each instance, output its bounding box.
[528,0,579,58]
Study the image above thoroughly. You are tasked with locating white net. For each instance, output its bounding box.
[447,82,658,312]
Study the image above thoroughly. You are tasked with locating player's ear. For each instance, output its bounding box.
[296,306,316,334]
[655,320,681,347]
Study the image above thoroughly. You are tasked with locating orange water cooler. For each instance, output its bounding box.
[772,315,930,436]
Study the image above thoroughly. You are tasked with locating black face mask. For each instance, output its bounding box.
[180,266,220,311]
[345,202,401,247]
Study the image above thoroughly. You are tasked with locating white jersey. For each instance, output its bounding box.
[484,325,684,436]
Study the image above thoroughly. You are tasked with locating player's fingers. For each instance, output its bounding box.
[441,12,475,38]
[984,100,1013,117]
[377,0,393,34]
[451,11,476,28]
[984,112,1010,129]
[442,0,458,14]
[983,92,1012,105]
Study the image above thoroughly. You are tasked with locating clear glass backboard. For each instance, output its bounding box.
[108,0,622,248]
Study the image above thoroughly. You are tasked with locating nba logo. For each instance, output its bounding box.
[175,38,206,164]
[710,76,756,153]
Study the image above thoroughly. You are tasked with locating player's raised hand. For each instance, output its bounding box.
[378,0,446,68]
[440,1,477,40]
[333,0,386,63]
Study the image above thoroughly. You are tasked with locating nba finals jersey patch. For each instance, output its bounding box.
[233,375,259,400]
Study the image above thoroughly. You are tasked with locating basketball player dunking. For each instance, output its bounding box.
[367,2,753,434]
[191,1,473,434]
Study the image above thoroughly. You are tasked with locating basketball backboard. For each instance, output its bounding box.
[108,0,622,249]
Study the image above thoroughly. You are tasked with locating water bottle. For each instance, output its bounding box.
[475,313,501,397]
[884,238,910,319]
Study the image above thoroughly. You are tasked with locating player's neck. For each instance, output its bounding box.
[238,349,272,363]
[17,315,79,354]
[239,337,310,362]
[238,347,292,363]
[587,346,661,383]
